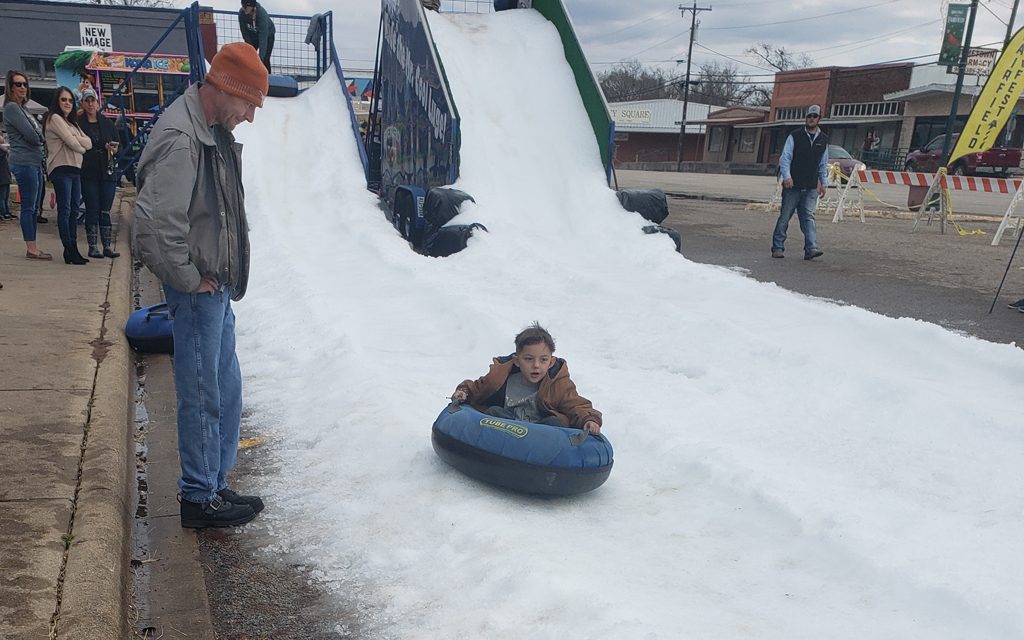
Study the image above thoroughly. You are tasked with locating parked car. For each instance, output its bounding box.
[903,134,1022,176]
[827,145,861,177]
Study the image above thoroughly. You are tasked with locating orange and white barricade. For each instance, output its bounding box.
[835,167,1022,236]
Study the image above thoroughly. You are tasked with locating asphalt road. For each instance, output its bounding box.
[658,197,1024,346]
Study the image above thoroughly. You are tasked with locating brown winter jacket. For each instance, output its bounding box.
[456,355,602,429]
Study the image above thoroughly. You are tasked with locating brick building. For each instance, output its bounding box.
[766,63,913,168]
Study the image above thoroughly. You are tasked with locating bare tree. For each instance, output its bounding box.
[690,61,753,107]
[743,43,814,105]
[598,60,675,103]
[744,43,815,72]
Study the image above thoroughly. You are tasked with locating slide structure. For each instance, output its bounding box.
[363,0,616,250]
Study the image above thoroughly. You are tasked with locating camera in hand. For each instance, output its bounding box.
[106,142,119,177]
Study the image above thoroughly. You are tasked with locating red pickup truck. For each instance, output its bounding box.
[903,134,1022,176]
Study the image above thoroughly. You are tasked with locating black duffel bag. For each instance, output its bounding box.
[617,189,669,224]
[642,224,682,253]
[425,223,488,257]
[423,188,476,229]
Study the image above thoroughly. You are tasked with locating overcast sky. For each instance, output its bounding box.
[199,0,1022,80]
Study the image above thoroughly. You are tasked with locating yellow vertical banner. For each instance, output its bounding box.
[948,26,1024,166]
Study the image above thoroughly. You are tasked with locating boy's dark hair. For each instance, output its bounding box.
[514,322,555,353]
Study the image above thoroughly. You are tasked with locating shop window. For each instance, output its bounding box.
[708,127,725,152]
[21,57,56,80]
[738,129,755,153]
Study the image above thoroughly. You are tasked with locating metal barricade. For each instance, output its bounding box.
[212,9,328,88]
[441,0,493,13]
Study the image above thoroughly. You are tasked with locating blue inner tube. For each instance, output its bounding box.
[431,405,614,496]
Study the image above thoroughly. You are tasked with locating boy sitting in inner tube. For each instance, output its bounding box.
[451,323,602,435]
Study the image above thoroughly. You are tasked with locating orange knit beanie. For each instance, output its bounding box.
[205,42,269,107]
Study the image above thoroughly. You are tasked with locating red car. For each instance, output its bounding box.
[903,134,1022,176]
[827,145,861,177]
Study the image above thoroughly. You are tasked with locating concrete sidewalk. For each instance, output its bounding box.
[0,191,133,639]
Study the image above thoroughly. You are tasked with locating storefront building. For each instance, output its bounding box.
[608,99,710,167]
[0,0,188,110]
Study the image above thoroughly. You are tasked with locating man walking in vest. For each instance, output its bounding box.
[772,104,828,260]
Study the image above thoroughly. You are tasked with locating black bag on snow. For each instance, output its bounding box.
[617,189,669,224]
[425,223,488,257]
[642,224,682,253]
[423,188,476,229]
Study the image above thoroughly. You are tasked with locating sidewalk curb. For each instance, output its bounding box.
[742,201,1003,223]
[55,199,134,639]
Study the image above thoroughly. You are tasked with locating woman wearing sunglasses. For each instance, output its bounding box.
[43,86,92,265]
[3,70,51,259]
[78,88,120,259]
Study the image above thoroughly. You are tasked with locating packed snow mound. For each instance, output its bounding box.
[230,11,1024,639]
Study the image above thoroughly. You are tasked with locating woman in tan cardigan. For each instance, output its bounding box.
[44,87,92,265]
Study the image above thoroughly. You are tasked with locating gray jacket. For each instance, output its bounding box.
[132,83,250,300]
[3,101,44,166]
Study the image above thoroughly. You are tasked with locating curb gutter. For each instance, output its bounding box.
[52,198,134,639]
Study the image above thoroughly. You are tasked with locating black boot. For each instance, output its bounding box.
[217,488,265,514]
[86,224,102,258]
[180,494,257,529]
[100,222,120,258]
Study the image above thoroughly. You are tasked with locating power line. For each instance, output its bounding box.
[694,42,773,71]
[584,7,679,42]
[702,0,903,30]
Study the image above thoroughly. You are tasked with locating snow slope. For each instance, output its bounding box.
[232,9,1024,639]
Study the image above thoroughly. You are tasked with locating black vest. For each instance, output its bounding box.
[789,128,828,190]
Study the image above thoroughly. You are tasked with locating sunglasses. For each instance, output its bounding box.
[12,81,28,88]
[59,97,73,104]
[806,114,820,118]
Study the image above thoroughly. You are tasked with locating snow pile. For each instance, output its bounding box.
[232,10,1024,639]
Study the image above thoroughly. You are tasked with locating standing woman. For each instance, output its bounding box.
[44,86,92,265]
[78,88,120,258]
[3,70,51,259]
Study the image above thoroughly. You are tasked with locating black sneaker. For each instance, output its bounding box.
[804,249,824,260]
[1007,298,1024,310]
[771,250,784,258]
[217,488,265,514]
[180,494,257,529]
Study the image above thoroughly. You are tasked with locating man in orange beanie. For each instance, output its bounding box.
[133,42,269,529]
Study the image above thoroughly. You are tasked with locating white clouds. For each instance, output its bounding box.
[187,0,1022,76]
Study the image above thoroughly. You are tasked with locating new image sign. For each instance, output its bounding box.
[80,23,113,52]
[938,4,969,66]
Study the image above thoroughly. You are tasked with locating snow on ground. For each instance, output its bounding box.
[232,9,1024,639]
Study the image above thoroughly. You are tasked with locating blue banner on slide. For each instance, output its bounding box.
[379,0,460,209]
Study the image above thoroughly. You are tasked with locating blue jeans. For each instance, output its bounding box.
[164,285,243,504]
[10,162,42,241]
[0,183,9,215]
[772,187,819,255]
[81,177,116,227]
[50,167,81,253]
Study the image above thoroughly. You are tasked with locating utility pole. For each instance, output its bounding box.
[675,1,711,172]
[1006,0,1020,46]
[941,0,979,166]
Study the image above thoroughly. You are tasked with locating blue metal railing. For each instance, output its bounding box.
[112,2,346,183]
